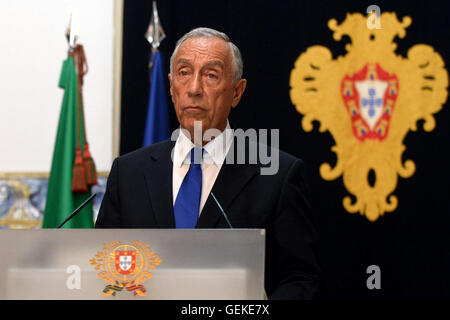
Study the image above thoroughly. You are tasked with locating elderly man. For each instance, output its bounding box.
[96,27,321,299]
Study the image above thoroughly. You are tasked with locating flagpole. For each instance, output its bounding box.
[142,1,170,147]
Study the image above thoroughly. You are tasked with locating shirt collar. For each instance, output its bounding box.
[173,120,233,167]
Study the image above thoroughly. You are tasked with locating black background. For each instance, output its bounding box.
[120,0,450,299]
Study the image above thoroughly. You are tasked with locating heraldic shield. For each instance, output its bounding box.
[290,12,448,221]
[115,249,137,275]
[90,241,161,297]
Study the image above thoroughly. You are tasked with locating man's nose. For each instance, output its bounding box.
[187,73,203,97]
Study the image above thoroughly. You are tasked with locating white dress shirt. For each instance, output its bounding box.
[172,120,233,216]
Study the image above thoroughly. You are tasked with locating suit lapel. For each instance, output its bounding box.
[196,137,259,228]
[142,136,260,228]
[143,141,176,228]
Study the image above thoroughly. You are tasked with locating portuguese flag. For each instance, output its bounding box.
[43,45,97,228]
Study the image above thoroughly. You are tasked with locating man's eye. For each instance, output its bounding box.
[207,73,218,79]
[180,70,188,76]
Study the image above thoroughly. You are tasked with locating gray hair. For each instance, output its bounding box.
[169,27,243,83]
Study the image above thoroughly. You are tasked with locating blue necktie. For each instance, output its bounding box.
[174,147,203,228]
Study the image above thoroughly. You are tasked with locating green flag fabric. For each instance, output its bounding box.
[42,56,94,228]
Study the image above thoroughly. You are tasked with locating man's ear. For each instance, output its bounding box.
[231,78,247,108]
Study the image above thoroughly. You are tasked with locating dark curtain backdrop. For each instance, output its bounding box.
[121,0,450,299]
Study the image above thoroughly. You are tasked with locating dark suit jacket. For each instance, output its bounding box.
[95,136,321,299]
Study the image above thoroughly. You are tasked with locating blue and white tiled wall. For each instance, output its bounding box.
[0,176,107,229]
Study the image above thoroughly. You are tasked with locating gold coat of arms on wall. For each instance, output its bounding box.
[290,12,448,221]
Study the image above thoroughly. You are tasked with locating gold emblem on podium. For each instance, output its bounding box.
[90,241,161,296]
[290,12,448,221]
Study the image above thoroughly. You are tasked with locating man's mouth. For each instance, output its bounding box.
[184,106,205,111]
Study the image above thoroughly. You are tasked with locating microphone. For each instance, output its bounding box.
[210,192,233,229]
[57,193,97,229]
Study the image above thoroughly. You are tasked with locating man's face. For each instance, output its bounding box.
[169,37,246,139]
